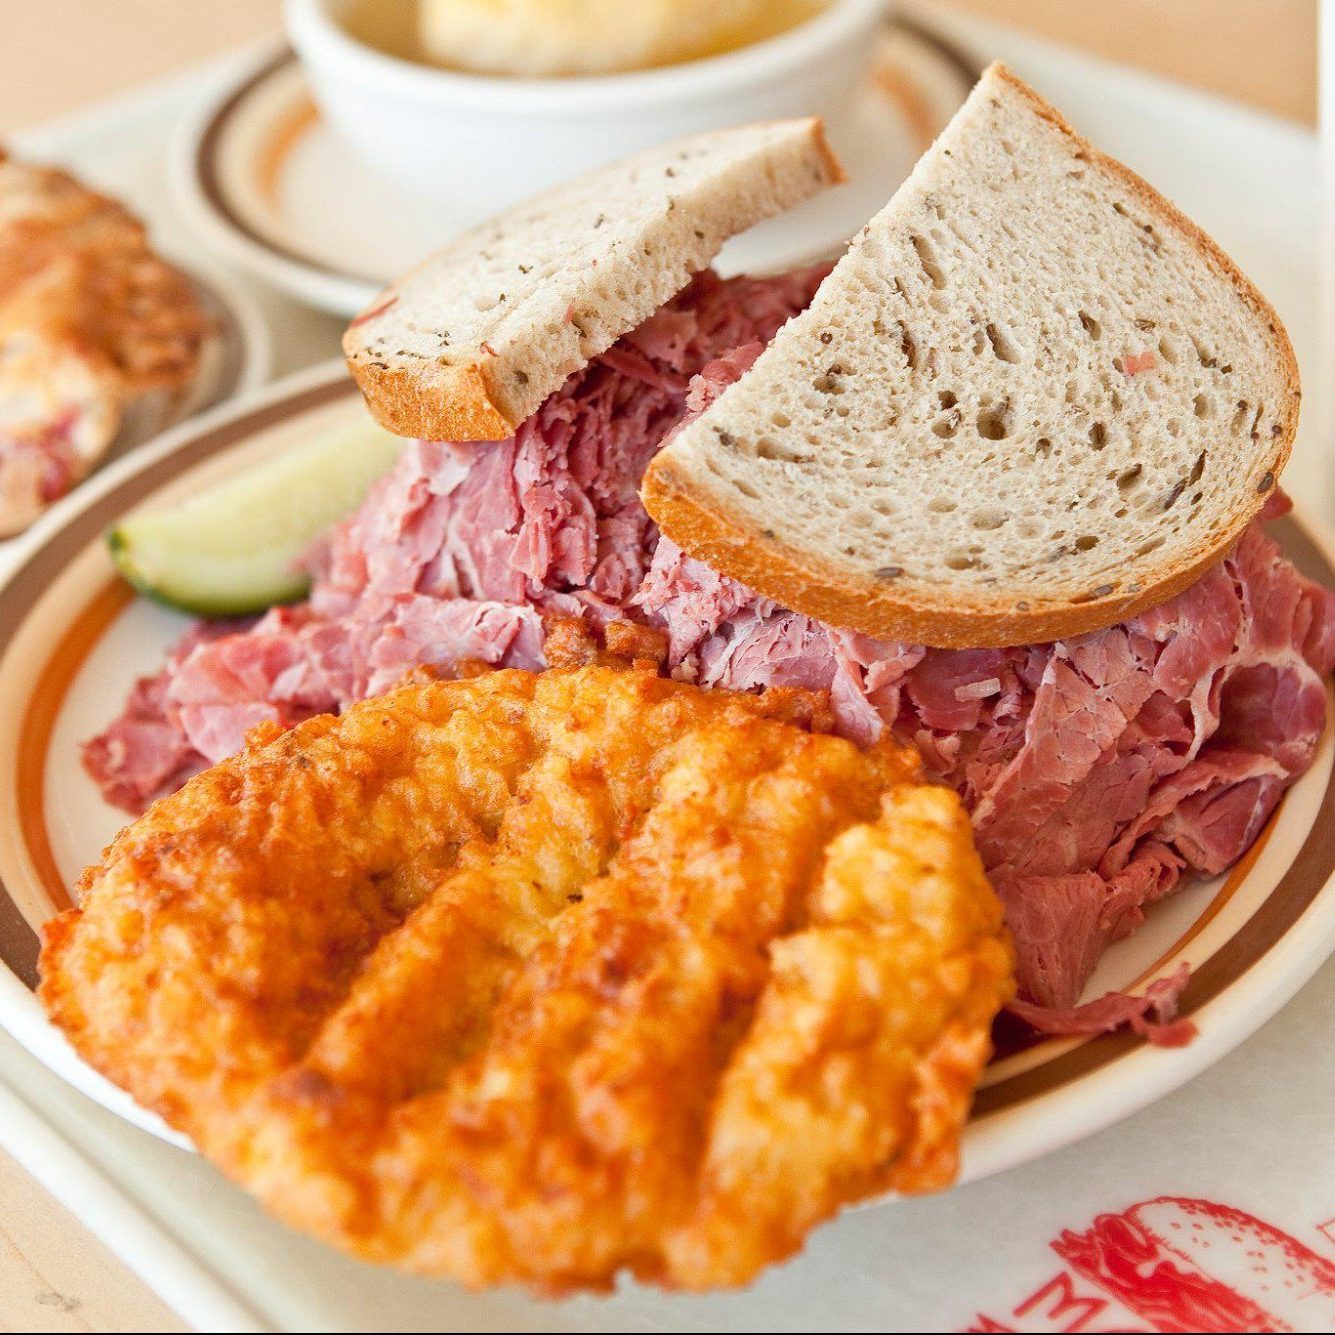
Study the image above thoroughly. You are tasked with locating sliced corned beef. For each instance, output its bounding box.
[646,503,1335,1012]
[1009,963,1197,1048]
[84,265,1335,1040]
[81,621,243,810]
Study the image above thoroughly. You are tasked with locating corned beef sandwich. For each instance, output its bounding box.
[85,75,1335,1041]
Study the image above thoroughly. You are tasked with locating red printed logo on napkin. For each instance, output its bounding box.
[970,1197,1335,1333]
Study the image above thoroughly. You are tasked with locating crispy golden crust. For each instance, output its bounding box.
[345,357,518,443]
[41,657,1012,1293]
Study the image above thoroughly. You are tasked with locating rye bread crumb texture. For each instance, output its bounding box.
[344,118,843,442]
[643,63,1299,648]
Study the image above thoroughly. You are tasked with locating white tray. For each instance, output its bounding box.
[3,10,1332,1331]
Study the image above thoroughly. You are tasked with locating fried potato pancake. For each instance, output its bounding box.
[41,652,1013,1292]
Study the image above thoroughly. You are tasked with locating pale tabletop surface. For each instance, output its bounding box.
[0,2,1317,1331]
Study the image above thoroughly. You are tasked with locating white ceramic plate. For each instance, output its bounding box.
[2,362,1335,1182]
[169,21,979,316]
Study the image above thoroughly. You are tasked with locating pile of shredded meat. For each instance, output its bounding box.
[86,268,1335,1038]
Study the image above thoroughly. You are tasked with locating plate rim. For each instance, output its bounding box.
[0,360,1333,1181]
[169,43,379,318]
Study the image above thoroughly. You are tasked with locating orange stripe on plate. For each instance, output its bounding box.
[17,579,134,915]
[256,93,320,206]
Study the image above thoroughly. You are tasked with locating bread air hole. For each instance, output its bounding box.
[910,233,947,289]
[1078,310,1101,341]
[1190,334,1219,370]
[985,323,1020,363]
[928,497,957,514]
[977,407,1010,440]
[1117,464,1144,493]
[1137,535,1165,557]
[1075,535,1099,552]
[1088,422,1107,450]
[1194,393,1214,418]
[1158,336,1179,365]
[946,552,982,571]
[755,438,812,464]
[972,508,1006,531]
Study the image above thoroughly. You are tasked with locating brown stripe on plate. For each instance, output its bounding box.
[0,878,40,989]
[872,15,982,150]
[256,93,321,207]
[893,14,984,89]
[194,48,383,287]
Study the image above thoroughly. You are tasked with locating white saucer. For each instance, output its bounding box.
[171,20,979,317]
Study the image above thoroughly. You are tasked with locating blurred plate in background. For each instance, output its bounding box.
[0,263,271,552]
[106,263,271,464]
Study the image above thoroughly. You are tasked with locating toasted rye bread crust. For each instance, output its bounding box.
[642,454,1262,648]
[641,65,1299,649]
[344,119,844,443]
[346,360,516,442]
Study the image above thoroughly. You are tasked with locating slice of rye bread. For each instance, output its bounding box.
[641,63,1299,649]
[343,119,843,442]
